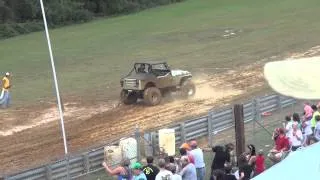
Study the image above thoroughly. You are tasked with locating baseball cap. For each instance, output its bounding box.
[264,56,320,99]
[5,72,10,76]
[131,162,142,170]
[180,143,191,150]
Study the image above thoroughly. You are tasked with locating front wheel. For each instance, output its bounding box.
[120,90,138,105]
[143,87,162,106]
[181,81,196,98]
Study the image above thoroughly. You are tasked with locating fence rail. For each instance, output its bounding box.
[4,94,297,180]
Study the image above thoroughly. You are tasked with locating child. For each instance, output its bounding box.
[254,149,265,176]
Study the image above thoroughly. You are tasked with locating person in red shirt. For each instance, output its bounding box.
[267,128,290,163]
[254,150,265,176]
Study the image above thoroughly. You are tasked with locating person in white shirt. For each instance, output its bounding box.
[284,115,293,139]
[155,159,173,180]
[189,140,205,180]
[289,122,303,151]
[303,119,313,146]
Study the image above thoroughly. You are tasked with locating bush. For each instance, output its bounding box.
[0,0,186,39]
[0,22,43,39]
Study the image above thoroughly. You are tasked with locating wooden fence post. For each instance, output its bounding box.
[234,104,245,164]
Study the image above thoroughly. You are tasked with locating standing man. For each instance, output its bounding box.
[189,140,206,180]
[143,156,159,180]
[155,159,173,180]
[1,72,11,108]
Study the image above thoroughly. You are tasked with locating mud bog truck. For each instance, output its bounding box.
[120,61,196,106]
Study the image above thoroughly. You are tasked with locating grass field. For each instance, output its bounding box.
[1,0,320,106]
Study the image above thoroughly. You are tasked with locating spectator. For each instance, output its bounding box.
[169,163,182,180]
[211,145,230,173]
[292,113,301,129]
[272,128,280,142]
[141,158,147,167]
[268,128,290,163]
[168,156,180,174]
[225,143,236,168]
[290,122,303,151]
[179,147,195,165]
[284,115,293,138]
[246,144,256,169]
[102,158,132,180]
[155,158,173,180]
[313,115,320,142]
[311,105,320,133]
[143,156,159,180]
[303,116,313,146]
[211,169,225,180]
[179,155,197,180]
[180,143,195,164]
[254,150,265,176]
[238,154,252,180]
[132,162,147,180]
[0,72,11,108]
[224,163,237,180]
[189,140,206,180]
[303,103,313,121]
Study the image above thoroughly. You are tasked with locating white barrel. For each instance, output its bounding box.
[104,145,122,166]
[158,129,175,156]
[120,137,137,163]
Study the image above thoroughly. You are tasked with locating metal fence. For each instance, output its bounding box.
[4,94,297,180]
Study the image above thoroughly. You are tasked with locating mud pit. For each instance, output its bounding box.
[1,46,320,175]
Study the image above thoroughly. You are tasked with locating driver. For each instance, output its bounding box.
[138,64,146,73]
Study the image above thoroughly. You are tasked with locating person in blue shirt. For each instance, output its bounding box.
[132,162,147,180]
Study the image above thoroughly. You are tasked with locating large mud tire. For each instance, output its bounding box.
[120,90,138,105]
[181,80,196,98]
[143,87,162,106]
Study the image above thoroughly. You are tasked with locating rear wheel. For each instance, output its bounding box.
[181,80,196,98]
[143,87,162,106]
[120,90,138,105]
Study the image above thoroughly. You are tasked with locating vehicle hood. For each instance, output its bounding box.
[171,69,192,77]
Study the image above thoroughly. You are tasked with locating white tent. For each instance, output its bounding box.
[264,56,320,100]
[252,142,320,180]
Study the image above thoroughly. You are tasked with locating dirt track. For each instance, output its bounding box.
[1,46,320,176]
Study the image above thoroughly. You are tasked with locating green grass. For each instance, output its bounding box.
[1,0,320,105]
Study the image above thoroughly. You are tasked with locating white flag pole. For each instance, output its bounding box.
[39,0,68,154]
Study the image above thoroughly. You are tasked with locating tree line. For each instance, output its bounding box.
[0,0,184,39]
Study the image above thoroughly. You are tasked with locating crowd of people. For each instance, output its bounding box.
[101,102,320,180]
[101,140,266,180]
[210,143,265,180]
[102,140,205,180]
[268,102,320,163]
